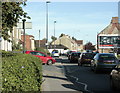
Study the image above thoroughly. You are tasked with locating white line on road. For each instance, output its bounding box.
[62,65,94,93]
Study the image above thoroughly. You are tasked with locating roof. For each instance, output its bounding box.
[48,44,68,49]
[76,40,83,45]
[98,17,120,36]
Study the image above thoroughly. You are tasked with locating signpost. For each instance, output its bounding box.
[17,21,32,53]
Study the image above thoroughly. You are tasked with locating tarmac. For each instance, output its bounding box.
[41,62,82,93]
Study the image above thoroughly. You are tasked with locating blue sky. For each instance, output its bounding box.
[22,1,118,45]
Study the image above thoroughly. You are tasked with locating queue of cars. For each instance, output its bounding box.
[68,51,120,91]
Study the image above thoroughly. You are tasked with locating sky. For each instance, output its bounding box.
[22,0,119,45]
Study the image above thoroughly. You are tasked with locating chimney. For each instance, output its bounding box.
[111,17,119,24]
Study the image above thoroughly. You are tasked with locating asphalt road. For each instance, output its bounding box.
[42,56,119,93]
[61,56,119,93]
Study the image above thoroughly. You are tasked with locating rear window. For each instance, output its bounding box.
[82,53,94,59]
[52,50,59,53]
[99,54,116,60]
[72,53,81,56]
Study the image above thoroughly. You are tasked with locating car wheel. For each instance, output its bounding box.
[79,62,82,66]
[110,77,117,91]
[47,60,53,65]
[93,65,98,73]
[78,62,80,66]
[90,64,93,71]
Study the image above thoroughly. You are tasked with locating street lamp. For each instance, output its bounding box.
[22,19,26,53]
[54,21,56,50]
[46,0,51,50]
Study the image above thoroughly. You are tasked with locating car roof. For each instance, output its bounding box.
[97,53,114,55]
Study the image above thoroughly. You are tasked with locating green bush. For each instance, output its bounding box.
[2,52,42,92]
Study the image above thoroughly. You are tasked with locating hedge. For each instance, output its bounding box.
[2,51,42,92]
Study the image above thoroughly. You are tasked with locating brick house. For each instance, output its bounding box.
[21,35,35,51]
[35,39,46,48]
[97,17,120,53]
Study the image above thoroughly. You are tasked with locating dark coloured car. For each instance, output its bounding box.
[67,50,76,60]
[78,52,95,66]
[91,53,119,73]
[110,64,120,91]
[69,52,81,63]
[25,51,56,65]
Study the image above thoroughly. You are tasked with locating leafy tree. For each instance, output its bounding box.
[51,36,57,41]
[2,1,30,41]
[59,33,65,37]
[84,42,96,50]
[72,37,77,41]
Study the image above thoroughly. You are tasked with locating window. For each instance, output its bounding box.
[30,52,46,56]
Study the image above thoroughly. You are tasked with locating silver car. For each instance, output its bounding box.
[110,64,120,91]
[91,53,119,73]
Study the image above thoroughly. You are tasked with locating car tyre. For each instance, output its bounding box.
[47,60,53,65]
[93,65,98,73]
[110,77,117,91]
[90,64,93,71]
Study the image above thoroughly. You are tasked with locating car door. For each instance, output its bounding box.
[112,65,120,88]
[117,65,120,89]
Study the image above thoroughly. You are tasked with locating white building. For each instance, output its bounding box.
[0,26,23,51]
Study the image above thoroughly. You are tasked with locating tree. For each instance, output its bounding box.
[51,36,57,41]
[72,37,77,41]
[2,1,30,41]
[59,33,65,37]
[84,42,96,50]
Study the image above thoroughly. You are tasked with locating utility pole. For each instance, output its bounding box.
[46,1,51,50]
[54,21,56,50]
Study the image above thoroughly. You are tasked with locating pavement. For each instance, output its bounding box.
[41,57,82,92]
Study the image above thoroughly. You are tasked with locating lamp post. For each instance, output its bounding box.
[54,21,56,50]
[22,19,26,53]
[46,1,50,50]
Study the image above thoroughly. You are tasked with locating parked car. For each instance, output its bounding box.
[110,64,120,91]
[67,50,76,60]
[25,51,56,65]
[91,53,119,73]
[51,50,59,57]
[69,52,81,63]
[78,52,95,66]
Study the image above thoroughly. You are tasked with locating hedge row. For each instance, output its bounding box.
[2,51,42,92]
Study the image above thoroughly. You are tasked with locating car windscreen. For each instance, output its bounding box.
[99,54,116,60]
[52,50,58,53]
[30,52,46,56]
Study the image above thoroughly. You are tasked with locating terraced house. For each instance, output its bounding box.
[97,17,120,54]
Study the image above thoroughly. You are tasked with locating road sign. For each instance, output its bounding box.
[17,22,32,29]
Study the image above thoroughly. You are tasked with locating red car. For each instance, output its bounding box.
[25,51,56,65]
